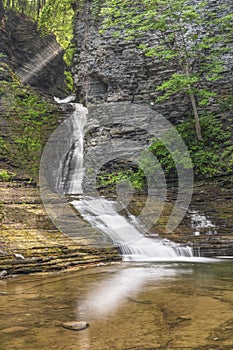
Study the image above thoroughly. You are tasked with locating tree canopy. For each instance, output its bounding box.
[2,0,74,50]
[2,0,46,18]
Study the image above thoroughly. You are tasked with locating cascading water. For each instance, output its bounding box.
[189,210,217,236]
[56,98,195,261]
[54,96,87,194]
[71,196,193,261]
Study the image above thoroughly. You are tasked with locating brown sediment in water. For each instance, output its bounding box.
[0,263,232,349]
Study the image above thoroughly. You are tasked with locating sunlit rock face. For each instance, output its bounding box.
[72,0,233,124]
[0,6,67,97]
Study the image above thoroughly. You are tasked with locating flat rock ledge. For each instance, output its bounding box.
[0,181,120,275]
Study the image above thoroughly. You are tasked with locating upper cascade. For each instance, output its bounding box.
[55,100,88,194]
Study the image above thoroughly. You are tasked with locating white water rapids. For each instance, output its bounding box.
[55,98,202,261]
[71,196,194,261]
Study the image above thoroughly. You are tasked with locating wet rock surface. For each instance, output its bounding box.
[62,321,89,331]
[0,8,67,97]
[0,177,232,274]
[0,181,120,274]
[97,176,233,257]
[0,270,7,279]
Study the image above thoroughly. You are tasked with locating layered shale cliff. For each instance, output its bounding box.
[73,0,233,123]
[0,4,67,96]
[0,3,120,274]
[71,0,233,256]
[0,2,70,179]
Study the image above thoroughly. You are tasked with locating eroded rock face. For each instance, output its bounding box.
[0,8,67,97]
[0,6,69,178]
[0,181,120,274]
[72,0,233,123]
[82,102,169,191]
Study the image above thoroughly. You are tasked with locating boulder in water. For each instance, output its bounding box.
[62,321,89,331]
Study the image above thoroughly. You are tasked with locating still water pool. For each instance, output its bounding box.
[0,261,233,350]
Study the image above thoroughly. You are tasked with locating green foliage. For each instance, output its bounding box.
[98,113,233,190]
[97,169,146,191]
[86,167,95,175]
[1,78,59,179]
[64,70,74,91]
[217,95,233,113]
[38,0,74,50]
[101,0,233,139]
[91,0,105,19]
[179,114,233,177]
[38,0,75,89]
[3,0,74,50]
[3,0,46,19]
[147,114,233,179]
[0,170,12,181]
[2,0,75,90]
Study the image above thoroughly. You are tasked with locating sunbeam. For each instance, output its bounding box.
[17,41,62,84]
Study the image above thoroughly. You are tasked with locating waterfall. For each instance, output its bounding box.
[65,104,87,194]
[189,210,217,236]
[56,98,195,261]
[54,96,87,194]
[71,196,193,261]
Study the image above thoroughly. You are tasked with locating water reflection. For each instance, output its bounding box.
[1,262,232,350]
[76,264,193,350]
[77,264,192,319]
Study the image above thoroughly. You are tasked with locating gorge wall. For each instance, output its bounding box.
[73,0,233,124]
[71,0,233,256]
[0,2,121,274]
[0,1,69,179]
[0,2,67,97]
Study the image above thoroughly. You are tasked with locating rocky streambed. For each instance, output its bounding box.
[0,176,233,276]
[98,175,233,258]
[0,181,120,276]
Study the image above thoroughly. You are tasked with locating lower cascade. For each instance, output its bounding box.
[71,196,194,261]
[57,98,195,261]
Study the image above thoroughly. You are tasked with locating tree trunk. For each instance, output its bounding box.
[37,0,41,17]
[184,65,203,141]
[189,92,203,141]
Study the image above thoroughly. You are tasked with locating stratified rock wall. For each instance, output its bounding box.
[73,0,233,123]
[0,5,69,178]
[82,101,169,191]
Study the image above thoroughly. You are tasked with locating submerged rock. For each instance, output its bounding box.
[62,321,89,331]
